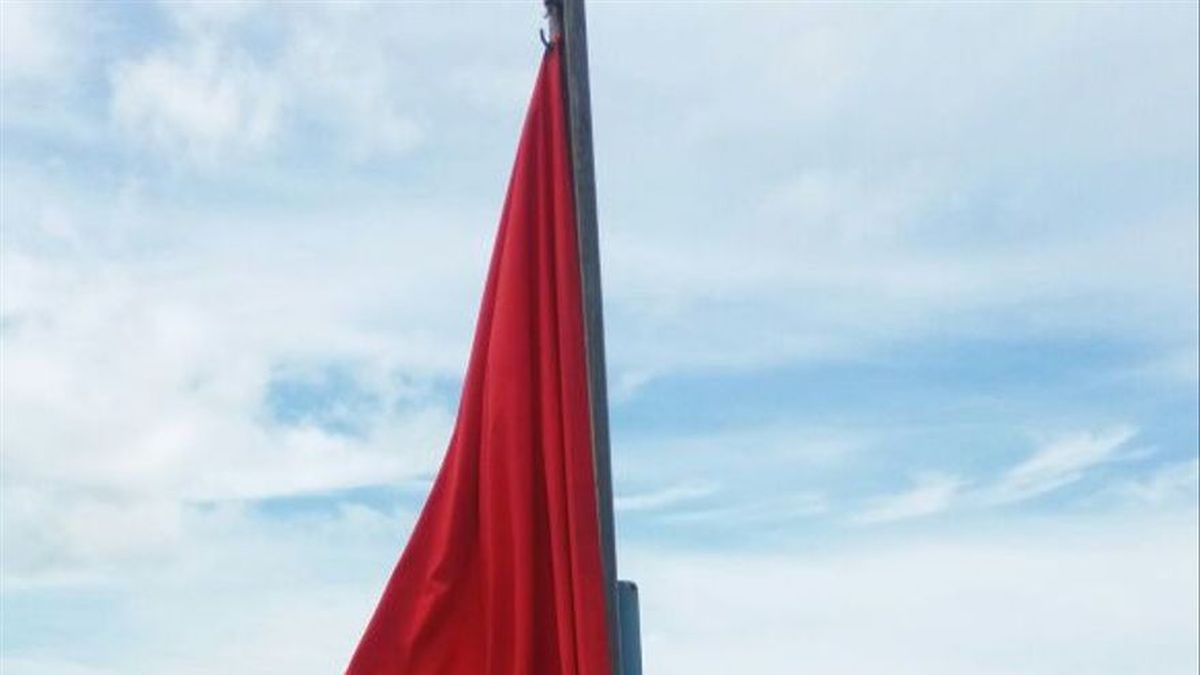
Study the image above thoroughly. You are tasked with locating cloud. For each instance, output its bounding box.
[110,38,283,165]
[627,510,1199,675]
[0,2,81,83]
[1117,459,1200,506]
[1,486,184,588]
[615,481,718,513]
[104,2,551,167]
[107,2,430,166]
[1,244,456,500]
[659,492,828,526]
[851,472,963,524]
[276,4,425,161]
[984,426,1140,505]
[848,427,1157,524]
[1,500,417,673]
[0,199,482,583]
[590,2,1198,389]
[5,485,1197,674]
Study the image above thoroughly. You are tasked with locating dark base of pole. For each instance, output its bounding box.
[617,580,643,675]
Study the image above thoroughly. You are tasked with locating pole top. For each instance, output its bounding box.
[545,0,563,42]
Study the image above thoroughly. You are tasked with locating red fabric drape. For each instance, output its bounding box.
[346,43,613,675]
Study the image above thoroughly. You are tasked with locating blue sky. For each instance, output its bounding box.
[1,2,1197,673]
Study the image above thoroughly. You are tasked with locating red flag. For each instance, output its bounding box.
[346,43,614,675]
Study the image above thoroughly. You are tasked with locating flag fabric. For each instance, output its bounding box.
[346,41,614,675]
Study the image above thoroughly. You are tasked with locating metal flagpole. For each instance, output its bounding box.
[545,2,640,674]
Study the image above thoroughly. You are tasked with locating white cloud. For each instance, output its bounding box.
[1117,459,1200,507]
[166,0,263,33]
[660,492,828,526]
[1,248,452,496]
[627,510,1199,675]
[589,3,1198,389]
[1,486,184,588]
[0,2,80,83]
[277,4,426,161]
[844,426,1186,525]
[110,38,283,165]
[5,491,1197,675]
[851,472,963,524]
[106,2,460,166]
[984,426,1140,505]
[603,176,1199,386]
[1,501,416,673]
[615,481,718,513]
[0,196,486,583]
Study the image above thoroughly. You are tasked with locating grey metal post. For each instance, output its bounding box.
[617,581,644,675]
[546,1,624,672]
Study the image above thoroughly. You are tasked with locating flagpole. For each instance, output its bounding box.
[546,2,629,673]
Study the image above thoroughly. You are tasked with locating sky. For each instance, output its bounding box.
[1,1,1197,673]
